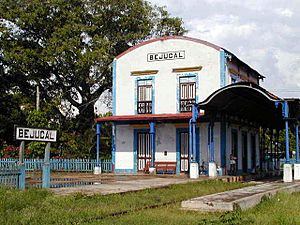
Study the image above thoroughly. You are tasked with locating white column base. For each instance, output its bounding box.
[149,167,156,174]
[294,163,300,180]
[189,162,199,179]
[208,162,217,178]
[283,164,293,182]
[94,166,102,175]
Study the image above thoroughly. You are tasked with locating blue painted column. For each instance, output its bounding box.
[150,122,156,167]
[42,142,51,188]
[96,123,101,167]
[207,123,211,163]
[210,122,215,162]
[189,118,193,164]
[192,110,197,162]
[296,122,299,163]
[284,101,290,163]
[112,123,116,172]
[18,141,25,190]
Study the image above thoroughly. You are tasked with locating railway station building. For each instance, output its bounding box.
[96,36,300,180]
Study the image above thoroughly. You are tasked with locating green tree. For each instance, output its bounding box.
[0,0,186,135]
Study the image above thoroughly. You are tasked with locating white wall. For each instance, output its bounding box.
[115,38,221,115]
[156,124,177,162]
[115,125,134,170]
[199,122,221,166]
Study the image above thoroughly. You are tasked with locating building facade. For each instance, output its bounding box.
[97,36,268,175]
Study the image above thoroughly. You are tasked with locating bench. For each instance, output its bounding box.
[155,161,176,174]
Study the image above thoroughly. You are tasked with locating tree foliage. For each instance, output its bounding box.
[0,0,186,157]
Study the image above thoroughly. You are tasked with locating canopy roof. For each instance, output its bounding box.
[198,82,284,128]
[96,112,195,124]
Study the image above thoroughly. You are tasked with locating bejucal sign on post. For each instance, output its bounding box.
[15,127,57,142]
[147,50,185,62]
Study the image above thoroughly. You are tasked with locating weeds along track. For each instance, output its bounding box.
[81,199,179,223]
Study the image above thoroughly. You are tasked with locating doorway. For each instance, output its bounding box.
[137,132,152,171]
[179,131,189,172]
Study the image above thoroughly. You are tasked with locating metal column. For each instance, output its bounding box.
[284,101,290,163]
[96,123,101,167]
[210,121,215,162]
[150,122,156,167]
[296,122,299,163]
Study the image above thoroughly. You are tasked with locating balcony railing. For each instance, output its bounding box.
[180,99,196,112]
[137,101,152,114]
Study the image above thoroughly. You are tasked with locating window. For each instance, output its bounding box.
[179,76,196,112]
[137,80,152,114]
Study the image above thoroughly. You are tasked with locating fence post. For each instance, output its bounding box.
[18,141,26,190]
[42,142,51,188]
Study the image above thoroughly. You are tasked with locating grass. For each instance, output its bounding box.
[1,180,300,225]
[100,192,300,225]
[0,180,247,225]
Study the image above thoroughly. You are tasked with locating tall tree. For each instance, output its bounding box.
[0,0,186,134]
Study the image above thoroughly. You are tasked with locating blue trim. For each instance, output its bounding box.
[176,127,200,175]
[220,120,226,167]
[284,101,290,163]
[112,123,116,172]
[112,60,117,115]
[207,123,210,163]
[176,73,199,113]
[96,123,101,166]
[220,50,226,87]
[135,76,155,114]
[134,128,150,173]
[296,124,299,163]
[114,169,135,174]
[150,122,156,167]
[211,122,214,162]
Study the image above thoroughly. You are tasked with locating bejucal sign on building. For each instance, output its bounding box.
[15,127,57,142]
[147,50,185,62]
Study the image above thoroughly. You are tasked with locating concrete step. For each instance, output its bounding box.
[181,182,300,212]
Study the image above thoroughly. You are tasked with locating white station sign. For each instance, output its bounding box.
[15,127,57,142]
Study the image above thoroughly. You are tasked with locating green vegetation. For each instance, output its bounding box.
[0,0,186,157]
[0,180,247,225]
[1,180,300,225]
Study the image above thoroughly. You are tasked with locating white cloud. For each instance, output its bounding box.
[149,0,300,98]
[274,8,294,18]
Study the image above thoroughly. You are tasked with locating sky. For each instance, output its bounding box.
[149,0,300,98]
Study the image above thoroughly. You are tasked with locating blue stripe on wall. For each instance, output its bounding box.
[220,50,226,87]
[112,59,117,115]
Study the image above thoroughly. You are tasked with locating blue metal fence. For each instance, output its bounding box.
[0,158,112,173]
[0,161,23,189]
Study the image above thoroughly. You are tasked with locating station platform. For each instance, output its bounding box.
[181,181,300,212]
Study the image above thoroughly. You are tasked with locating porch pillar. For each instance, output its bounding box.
[94,123,101,174]
[210,121,215,162]
[189,105,199,179]
[294,122,300,180]
[296,122,299,163]
[150,122,156,169]
[270,129,273,170]
[280,100,290,163]
[275,129,279,170]
[282,100,292,182]
[208,119,217,177]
